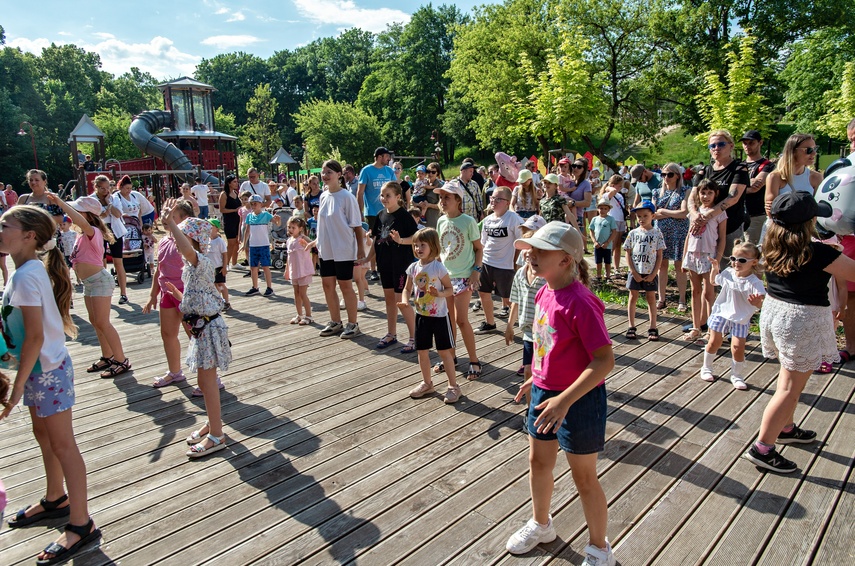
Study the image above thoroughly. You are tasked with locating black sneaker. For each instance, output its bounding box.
[776,425,817,445]
[246,287,260,296]
[474,322,497,335]
[742,446,797,473]
[118,295,129,305]
[367,271,380,282]
[263,287,274,296]
[243,271,253,278]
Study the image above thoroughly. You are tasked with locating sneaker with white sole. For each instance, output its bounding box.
[497,306,510,318]
[409,381,435,398]
[340,322,361,339]
[699,367,715,382]
[444,385,461,404]
[506,517,556,554]
[730,375,748,390]
[319,321,344,337]
[776,424,816,444]
[742,445,797,473]
[356,300,367,311]
[582,541,616,566]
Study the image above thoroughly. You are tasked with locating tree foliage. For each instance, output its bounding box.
[818,62,855,139]
[293,99,382,166]
[244,84,279,168]
[91,107,139,162]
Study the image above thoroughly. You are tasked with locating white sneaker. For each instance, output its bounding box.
[340,322,361,339]
[730,375,748,390]
[700,367,715,382]
[582,540,615,566]
[339,299,346,309]
[356,300,367,311]
[506,517,556,554]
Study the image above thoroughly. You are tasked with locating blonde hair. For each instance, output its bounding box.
[412,228,441,260]
[708,129,735,145]
[3,206,76,338]
[731,239,763,277]
[775,133,815,184]
[287,215,307,236]
[662,162,683,189]
[381,181,405,209]
[81,211,115,244]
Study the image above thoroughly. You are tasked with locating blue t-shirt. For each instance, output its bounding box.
[589,215,618,249]
[358,164,396,217]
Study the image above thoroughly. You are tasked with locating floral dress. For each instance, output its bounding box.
[653,186,690,262]
[180,252,231,372]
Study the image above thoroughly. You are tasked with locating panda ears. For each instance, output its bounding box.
[825,157,852,178]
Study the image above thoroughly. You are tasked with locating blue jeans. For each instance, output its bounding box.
[198,205,209,219]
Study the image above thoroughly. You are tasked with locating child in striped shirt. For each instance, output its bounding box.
[505,234,547,380]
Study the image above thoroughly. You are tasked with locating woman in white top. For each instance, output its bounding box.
[764,133,823,216]
[112,176,143,304]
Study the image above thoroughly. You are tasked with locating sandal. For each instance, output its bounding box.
[186,433,226,458]
[656,299,666,309]
[36,518,101,566]
[100,358,131,378]
[86,356,113,373]
[376,333,398,349]
[433,357,458,374]
[8,494,69,528]
[299,316,314,325]
[290,315,302,324]
[152,371,186,388]
[467,361,483,381]
[677,302,687,312]
[625,327,637,340]
[186,421,210,445]
[192,376,225,397]
[400,339,416,354]
[516,365,525,376]
[684,328,703,343]
[648,328,660,341]
[816,362,833,374]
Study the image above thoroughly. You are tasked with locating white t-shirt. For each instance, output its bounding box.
[2,259,68,372]
[134,190,155,216]
[480,211,523,270]
[406,259,449,317]
[317,189,363,261]
[107,195,127,238]
[711,268,765,325]
[191,184,209,207]
[245,211,274,247]
[206,236,227,268]
[239,180,271,201]
[115,191,141,219]
[282,187,299,208]
[623,226,666,275]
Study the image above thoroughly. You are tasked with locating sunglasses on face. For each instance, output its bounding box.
[797,146,819,155]
[662,172,677,178]
[708,141,729,149]
[729,256,751,264]
[572,164,585,169]
[428,171,437,174]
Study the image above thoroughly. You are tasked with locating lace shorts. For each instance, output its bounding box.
[683,251,713,275]
[760,296,839,372]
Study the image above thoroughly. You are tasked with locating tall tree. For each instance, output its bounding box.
[195,52,269,124]
[92,107,139,162]
[244,84,279,168]
[293,99,383,166]
[817,62,855,139]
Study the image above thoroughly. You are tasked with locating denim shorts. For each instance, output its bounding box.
[82,269,115,297]
[249,246,271,267]
[527,383,607,454]
[24,354,75,418]
[626,274,657,292]
[522,339,533,366]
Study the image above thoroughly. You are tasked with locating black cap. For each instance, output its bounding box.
[770,191,832,226]
[374,147,391,157]
[460,162,475,171]
[740,130,762,142]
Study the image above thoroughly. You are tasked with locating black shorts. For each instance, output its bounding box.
[594,247,612,264]
[479,264,514,298]
[415,314,454,351]
[214,271,226,284]
[379,263,410,293]
[626,274,657,292]
[108,236,124,259]
[319,257,354,281]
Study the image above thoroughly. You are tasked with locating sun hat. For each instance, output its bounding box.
[516,169,533,184]
[436,180,466,199]
[597,196,612,208]
[521,215,547,231]
[558,157,571,165]
[416,165,427,173]
[770,191,832,226]
[208,218,222,230]
[460,161,476,171]
[178,217,212,253]
[543,173,560,185]
[69,196,102,215]
[631,200,656,214]
[514,221,583,262]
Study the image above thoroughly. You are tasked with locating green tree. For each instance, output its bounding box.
[695,34,773,141]
[817,62,855,139]
[195,52,269,124]
[92,107,139,161]
[293,99,383,165]
[244,84,279,167]
[97,67,161,115]
[213,106,240,138]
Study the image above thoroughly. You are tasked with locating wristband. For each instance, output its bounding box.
[472,265,483,273]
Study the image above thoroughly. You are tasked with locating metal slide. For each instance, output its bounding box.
[128,110,219,185]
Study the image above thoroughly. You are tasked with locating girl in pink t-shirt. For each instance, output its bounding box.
[284,216,314,324]
[507,221,616,565]
[682,179,727,342]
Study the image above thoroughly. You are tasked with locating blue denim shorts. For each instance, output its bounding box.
[527,383,607,454]
[23,354,75,418]
[249,246,271,267]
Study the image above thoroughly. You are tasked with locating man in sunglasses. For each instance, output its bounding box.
[456,161,485,221]
[741,130,776,244]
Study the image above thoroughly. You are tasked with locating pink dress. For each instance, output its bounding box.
[286,236,314,285]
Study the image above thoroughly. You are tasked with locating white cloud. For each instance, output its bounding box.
[57,31,72,37]
[93,32,115,40]
[9,35,200,80]
[226,10,246,22]
[292,0,410,33]
[215,7,229,14]
[201,35,264,49]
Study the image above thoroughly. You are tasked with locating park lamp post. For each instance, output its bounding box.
[17,121,38,170]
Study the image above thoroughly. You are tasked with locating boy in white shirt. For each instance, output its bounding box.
[190,177,211,219]
[623,200,666,341]
[475,187,523,335]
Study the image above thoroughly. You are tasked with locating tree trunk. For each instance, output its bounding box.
[537,134,551,171]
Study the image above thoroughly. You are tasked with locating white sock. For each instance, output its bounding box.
[702,351,715,371]
[732,360,745,378]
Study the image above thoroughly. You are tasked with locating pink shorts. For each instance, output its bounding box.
[159,280,184,309]
[291,275,312,286]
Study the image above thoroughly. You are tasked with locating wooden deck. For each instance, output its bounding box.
[1,267,853,566]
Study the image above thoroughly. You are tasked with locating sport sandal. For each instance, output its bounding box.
[87,356,113,373]
[467,361,483,380]
[186,421,210,445]
[8,494,69,528]
[36,518,101,566]
[101,358,131,378]
[187,433,226,458]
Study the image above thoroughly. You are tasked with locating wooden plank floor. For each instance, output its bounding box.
[1,265,853,566]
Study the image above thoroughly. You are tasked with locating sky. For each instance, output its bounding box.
[3,0,483,80]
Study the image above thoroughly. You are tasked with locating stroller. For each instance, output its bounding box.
[269,207,293,270]
[111,215,151,284]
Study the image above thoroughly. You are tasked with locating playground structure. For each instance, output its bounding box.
[69,77,237,207]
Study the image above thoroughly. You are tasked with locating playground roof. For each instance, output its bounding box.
[269,147,298,165]
[158,130,237,141]
[156,76,217,92]
[67,114,105,143]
